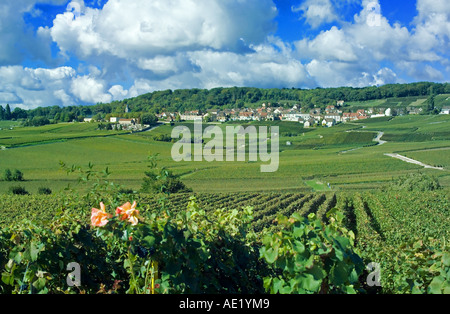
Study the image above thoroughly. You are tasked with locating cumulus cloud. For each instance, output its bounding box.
[0,0,67,66]
[187,38,311,89]
[293,0,449,87]
[0,0,449,109]
[0,65,75,108]
[292,0,339,29]
[71,75,113,104]
[0,65,124,109]
[43,0,277,71]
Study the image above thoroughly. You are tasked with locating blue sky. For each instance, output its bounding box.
[0,0,449,109]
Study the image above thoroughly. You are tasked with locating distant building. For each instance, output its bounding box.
[326,105,337,114]
[343,112,358,122]
[180,111,203,121]
[324,114,341,123]
[119,119,137,126]
[110,117,122,123]
[440,106,450,115]
[238,112,253,121]
[408,107,423,115]
[322,118,336,128]
[304,118,315,128]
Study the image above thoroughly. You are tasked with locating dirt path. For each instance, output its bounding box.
[340,131,386,154]
[384,153,445,170]
[374,132,386,145]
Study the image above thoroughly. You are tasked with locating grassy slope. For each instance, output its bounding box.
[0,114,449,194]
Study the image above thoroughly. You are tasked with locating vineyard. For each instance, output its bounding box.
[0,187,448,294]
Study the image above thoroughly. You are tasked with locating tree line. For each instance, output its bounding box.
[1,82,449,125]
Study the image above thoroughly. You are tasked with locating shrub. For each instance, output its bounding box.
[9,186,29,195]
[3,169,12,181]
[118,188,135,195]
[3,169,24,182]
[141,155,192,195]
[12,169,24,182]
[38,187,52,195]
[260,209,365,294]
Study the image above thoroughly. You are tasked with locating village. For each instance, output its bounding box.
[154,101,450,128]
[90,101,450,131]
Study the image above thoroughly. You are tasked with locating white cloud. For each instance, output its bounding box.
[0,0,67,66]
[0,65,122,109]
[1,0,449,109]
[45,0,277,63]
[296,26,358,62]
[292,0,339,29]
[293,0,450,87]
[71,75,113,104]
[108,85,128,100]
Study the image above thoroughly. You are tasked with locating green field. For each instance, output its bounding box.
[0,114,449,195]
[345,94,450,109]
[0,188,448,294]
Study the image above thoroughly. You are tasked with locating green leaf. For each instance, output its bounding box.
[142,235,156,248]
[330,263,349,286]
[273,277,285,294]
[293,240,305,254]
[32,278,47,291]
[443,281,450,294]
[298,273,321,293]
[292,226,305,238]
[262,247,278,264]
[442,252,450,267]
[263,277,273,292]
[428,276,444,294]
[1,272,13,286]
[343,285,357,294]
[411,285,423,294]
[23,241,42,263]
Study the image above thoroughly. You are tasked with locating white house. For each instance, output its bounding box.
[440,106,450,115]
[322,118,336,128]
[180,114,203,121]
[304,118,315,128]
[119,118,137,126]
[324,114,341,123]
[110,117,122,123]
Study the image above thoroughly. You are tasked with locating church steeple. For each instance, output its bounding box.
[125,104,130,113]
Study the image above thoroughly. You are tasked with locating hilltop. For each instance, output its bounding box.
[1,82,450,126]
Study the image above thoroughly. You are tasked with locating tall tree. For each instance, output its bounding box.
[5,104,12,120]
[0,105,5,120]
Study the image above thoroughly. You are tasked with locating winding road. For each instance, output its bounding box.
[340,128,445,170]
[340,131,386,154]
[384,153,445,171]
[374,132,387,145]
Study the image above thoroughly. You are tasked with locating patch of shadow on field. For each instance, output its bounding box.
[362,200,386,241]
[342,197,358,236]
